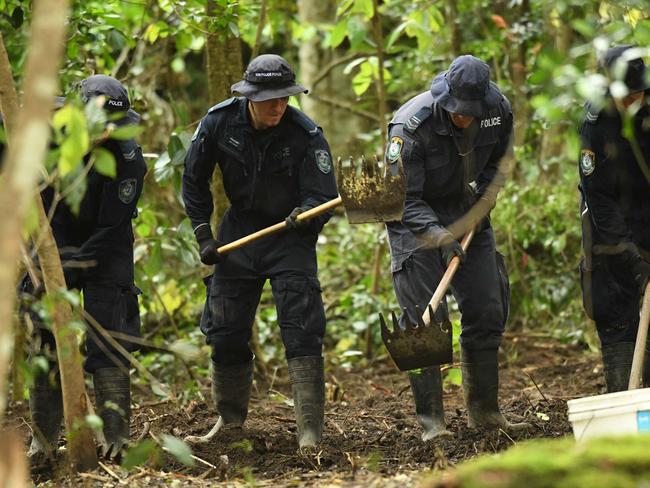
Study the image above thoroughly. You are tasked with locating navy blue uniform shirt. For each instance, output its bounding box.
[182,97,338,235]
[43,138,147,286]
[579,95,650,259]
[385,87,513,268]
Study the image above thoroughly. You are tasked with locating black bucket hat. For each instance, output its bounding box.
[231,54,308,102]
[80,75,140,125]
[430,55,502,118]
[601,45,649,93]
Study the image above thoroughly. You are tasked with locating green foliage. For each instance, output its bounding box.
[121,439,158,470]
[162,434,195,467]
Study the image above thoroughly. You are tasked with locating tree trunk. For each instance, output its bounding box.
[205,0,243,224]
[0,0,97,472]
[447,0,462,56]
[297,0,368,158]
[539,22,575,171]
[0,430,27,488]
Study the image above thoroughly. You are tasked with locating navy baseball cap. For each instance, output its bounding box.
[430,55,502,118]
[80,75,140,124]
[601,45,648,93]
[231,54,308,102]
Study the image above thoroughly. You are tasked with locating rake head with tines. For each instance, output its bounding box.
[379,304,453,371]
[336,155,405,224]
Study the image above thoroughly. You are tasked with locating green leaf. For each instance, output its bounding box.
[92,147,116,177]
[336,0,354,16]
[162,435,195,467]
[85,414,103,430]
[122,440,158,470]
[330,20,349,48]
[171,57,185,73]
[53,105,89,176]
[385,20,409,50]
[144,23,160,43]
[109,124,144,140]
[352,0,373,20]
[229,439,253,453]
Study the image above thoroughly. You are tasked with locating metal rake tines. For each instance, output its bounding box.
[379,304,441,340]
[379,305,454,371]
[335,155,406,224]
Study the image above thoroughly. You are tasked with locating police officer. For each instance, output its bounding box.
[182,54,337,448]
[579,46,650,392]
[385,55,529,439]
[23,75,147,460]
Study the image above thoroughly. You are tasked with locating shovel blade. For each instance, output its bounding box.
[380,312,453,371]
[336,156,405,224]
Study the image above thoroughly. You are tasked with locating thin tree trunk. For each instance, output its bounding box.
[250,0,268,60]
[205,0,243,225]
[0,0,97,471]
[447,0,461,57]
[0,430,27,488]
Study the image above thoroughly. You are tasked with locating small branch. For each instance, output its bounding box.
[309,93,379,122]
[523,370,548,402]
[250,0,268,59]
[310,52,366,89]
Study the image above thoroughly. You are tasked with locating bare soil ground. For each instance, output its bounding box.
[8,333,602,487]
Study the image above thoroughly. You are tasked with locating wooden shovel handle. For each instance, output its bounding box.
[628,283,650,390]
[215,196,343,255]
[422,229,475,326]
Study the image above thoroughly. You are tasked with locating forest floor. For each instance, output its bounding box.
[9,333,602,487]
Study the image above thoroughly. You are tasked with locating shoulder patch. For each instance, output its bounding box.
[291,109,319,136]
[118,178,137,204]
[118,140,138,161]
[315,150,332,173]
[580,149,596,176]
[208,97,238,114]
[404,105,432,133]
[386,136,404,163]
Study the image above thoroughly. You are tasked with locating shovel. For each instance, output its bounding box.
[628,283,650,390]
[380,229,475,371]
[211,156,405,257]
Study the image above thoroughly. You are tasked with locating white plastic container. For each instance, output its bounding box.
[568,388,650,441]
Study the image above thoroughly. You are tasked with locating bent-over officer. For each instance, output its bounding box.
[579,45,650,392]
[385,55,529,440]
[22,75,147,460]
[182,54,337,448]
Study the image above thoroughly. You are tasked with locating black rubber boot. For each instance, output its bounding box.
[461,347,530,433]
[213,360,254,425]
[27,369,63,462]
[94,368,131,457]
[287,356,325,448]
[408,367,452,441]
[602,342,634,392]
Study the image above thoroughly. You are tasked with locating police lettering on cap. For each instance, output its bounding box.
[231,54,308,102]
[80,75,140,125]
[430,55,502,118]
[601,45,649,94]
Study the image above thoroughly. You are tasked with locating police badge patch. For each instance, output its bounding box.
[580,149,596,176]
[315,149,332,174]
[387,136,403,163]
[118,178,137,204]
